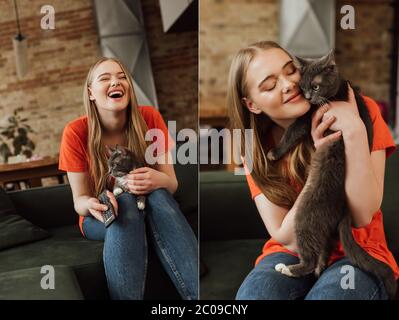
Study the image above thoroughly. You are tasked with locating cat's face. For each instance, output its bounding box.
[295,52,340,106]
[106,145,138,177]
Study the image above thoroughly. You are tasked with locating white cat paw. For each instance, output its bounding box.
[275,263,293,277]
[275,263,286,273]
[137,202,145,210]
[113,187,123,196]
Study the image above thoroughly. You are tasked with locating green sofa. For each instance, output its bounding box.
[200,148,399,300]
[0,155,198,300]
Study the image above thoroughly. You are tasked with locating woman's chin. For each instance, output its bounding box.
[106,100,129,111]
[286,99,310,118]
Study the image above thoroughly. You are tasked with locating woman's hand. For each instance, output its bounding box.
[311,104,342,150]
[126,167,170,195]
[321,85,360,132]
[87,190,118,222]
[311,85,362,150]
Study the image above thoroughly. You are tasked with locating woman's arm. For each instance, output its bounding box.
[67,171,118,222]
[342,123,385,227]
[127,151,178,195]
[254,191,298,252]
[320,87,385,228]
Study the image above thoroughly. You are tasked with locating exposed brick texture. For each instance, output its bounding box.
[0,0,100,161]
[0,0,198,166]
[141,0,198,133]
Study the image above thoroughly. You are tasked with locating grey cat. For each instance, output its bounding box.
[106,144,146,210]
[268,52,397,299]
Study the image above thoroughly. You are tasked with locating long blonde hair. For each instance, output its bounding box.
[83,57,150,197]
[227,41,314,209]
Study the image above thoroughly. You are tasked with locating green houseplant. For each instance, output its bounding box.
[0,107,35,163]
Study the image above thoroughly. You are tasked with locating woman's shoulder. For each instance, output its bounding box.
[63,115,88,139]
[138,105,161,118]
[138,105,165,127]
[361,95,383,120]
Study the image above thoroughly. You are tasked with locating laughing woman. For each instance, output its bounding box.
[228,41,399,300]
[59,57,198,300]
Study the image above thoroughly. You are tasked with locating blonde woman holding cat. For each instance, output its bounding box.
[59,57,198,300]
[228,41,398,300]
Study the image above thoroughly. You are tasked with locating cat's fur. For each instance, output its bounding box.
[106,144,146,210]
[268,52,397,298]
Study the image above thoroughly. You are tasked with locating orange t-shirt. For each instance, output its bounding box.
[245,96,399,278]
[58,105,176,236]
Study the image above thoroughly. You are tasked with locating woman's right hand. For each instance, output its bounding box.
[87,190,119,222]
[311,104,342,150]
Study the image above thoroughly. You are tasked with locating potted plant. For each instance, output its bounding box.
[0,107,35,164]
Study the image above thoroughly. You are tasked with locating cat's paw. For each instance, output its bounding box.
[137,201,145,211]
[267,149,277,161]
[113,187,123,197]
[275,263,293,277]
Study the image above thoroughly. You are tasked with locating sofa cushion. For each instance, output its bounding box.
[0,225,104,274]
[0,225,107,299]
[200,239,265,299]
[0,224,182,300]
[0,188,51,251]
[0,265,84,300]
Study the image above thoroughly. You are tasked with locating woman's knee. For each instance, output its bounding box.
[115,193,142,222]
[305,259,388,300]
[236,269,299,300]
[147,188,175,206]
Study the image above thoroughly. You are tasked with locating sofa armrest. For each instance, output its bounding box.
[382,150,399,259]
[8,184,77,229]
[200,171,269,241]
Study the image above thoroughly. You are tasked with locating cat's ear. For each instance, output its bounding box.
[105,145,115,157]
[321,49,336,67]
[117,145,127,155]
[293,56,309,69]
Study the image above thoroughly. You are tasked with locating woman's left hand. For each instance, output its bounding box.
[126,167,168,195]
[321,85,362,133]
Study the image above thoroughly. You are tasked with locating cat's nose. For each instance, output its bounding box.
[304,92,311,99]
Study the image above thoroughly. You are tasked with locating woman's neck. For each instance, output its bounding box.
[99,110,127,135]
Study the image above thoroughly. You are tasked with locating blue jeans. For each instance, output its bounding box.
[82,188,198,300]
[236,252,388,300]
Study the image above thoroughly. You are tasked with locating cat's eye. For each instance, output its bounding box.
[312,84,320,91]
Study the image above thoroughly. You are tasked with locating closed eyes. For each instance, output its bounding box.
[260,63,297,92]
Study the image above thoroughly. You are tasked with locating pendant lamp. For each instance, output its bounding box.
[12,0,28,79]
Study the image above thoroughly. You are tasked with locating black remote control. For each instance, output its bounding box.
[98,191,116,228]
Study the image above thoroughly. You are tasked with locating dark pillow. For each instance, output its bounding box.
[0,187,51,250]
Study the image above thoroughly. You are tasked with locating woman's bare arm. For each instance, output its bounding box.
[254,175,316,253]
[67,171,116,222]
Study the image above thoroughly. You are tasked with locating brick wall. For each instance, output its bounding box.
[200,0,278,113]
[141,0,198,133]
[0,0,198,165]
[0,0,100,160]
[200,0,394,121]
[335,0,394,104]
